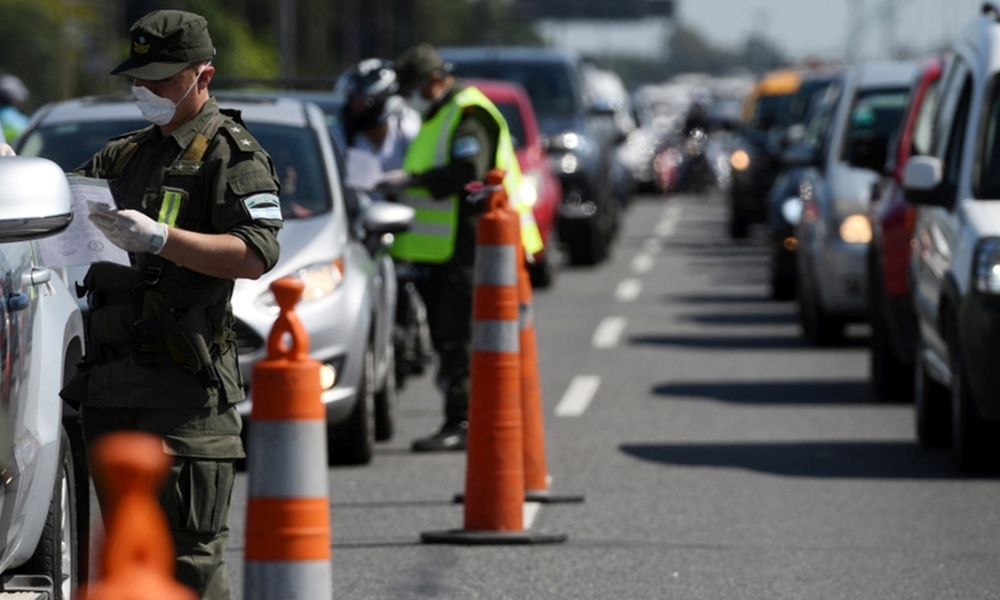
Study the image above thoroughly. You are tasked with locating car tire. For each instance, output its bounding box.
[328,345,375,465]
[868,267,912,402]
[951,347,991,471]
[16,428,79,600]
[374,346,397,442]
[729,212,748,239]
[913,332,950,447]
[797,270,843,346]
[528,252,555,289]
[567,218,608,266]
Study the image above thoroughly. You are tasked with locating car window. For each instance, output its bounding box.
[974,75,1000,198]
[839,87,908,169]
[19,119,330,220]
[493,100,526,150]
[939,75,972,194]
[449,60,578,118]
[912,78,942,157]
[752,92,794,129]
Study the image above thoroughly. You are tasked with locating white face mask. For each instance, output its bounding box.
[408,90,432,115]
[132,64,206,126]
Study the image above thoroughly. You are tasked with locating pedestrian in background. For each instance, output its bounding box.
[61,10,283,599]
[0,73,30,142]
[377,43,530,452]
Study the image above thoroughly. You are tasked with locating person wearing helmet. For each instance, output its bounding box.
[340,58,419,172]
[0,73,30,143]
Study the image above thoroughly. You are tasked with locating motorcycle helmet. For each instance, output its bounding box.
[341,58,399,137]
[0,74,28,106]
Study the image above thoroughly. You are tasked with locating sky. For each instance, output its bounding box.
[679,0,987,62]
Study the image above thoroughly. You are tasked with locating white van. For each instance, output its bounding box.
[904,3,1000,470]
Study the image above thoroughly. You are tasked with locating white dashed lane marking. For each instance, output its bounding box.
[592,316,626,349]
[523,502,542,528]
[615,278,642,302]
[630,252,654,274]
[555,375,601,417]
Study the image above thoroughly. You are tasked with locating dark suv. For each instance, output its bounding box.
[440,46,620,265]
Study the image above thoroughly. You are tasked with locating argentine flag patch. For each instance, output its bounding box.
[243,193,282,222]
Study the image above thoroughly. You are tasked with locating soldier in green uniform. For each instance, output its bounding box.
[61,10,282,599]
[379,44,540,452]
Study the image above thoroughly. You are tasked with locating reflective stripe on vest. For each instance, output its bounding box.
[391,87,542,262]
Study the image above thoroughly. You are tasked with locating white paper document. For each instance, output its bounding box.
[37,175,130,268]
[344,148,384,191]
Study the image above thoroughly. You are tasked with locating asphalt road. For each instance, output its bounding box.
[223,192,1000,599]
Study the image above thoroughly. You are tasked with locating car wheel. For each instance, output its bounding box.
[328,345,375,465]
[951,347,990,471]
[374,346,397,442]
[868,268,912,402]
[913,332,950,447]
[797,270,843,346]
[768,247,795,300]
[528,252,555,289]
[729,210,748,239]
[17,428,78,600]
[567,218,608,266]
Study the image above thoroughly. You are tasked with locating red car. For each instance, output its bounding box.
[867,57,944,400]
[471,79,562,288]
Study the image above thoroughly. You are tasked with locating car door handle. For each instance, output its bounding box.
[6,293,29,312]
[22,267,51,286]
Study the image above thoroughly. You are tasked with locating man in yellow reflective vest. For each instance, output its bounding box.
[377,43,541,452]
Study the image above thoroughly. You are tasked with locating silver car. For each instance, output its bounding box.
[792,61,917,345]
[16,94,411,465]
[0,157,87,599]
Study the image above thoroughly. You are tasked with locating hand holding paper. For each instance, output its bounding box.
[89,208,169,254]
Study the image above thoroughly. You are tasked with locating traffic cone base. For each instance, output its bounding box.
[421,529,567,545]
[453,490,585,504]
[244,562,333,597]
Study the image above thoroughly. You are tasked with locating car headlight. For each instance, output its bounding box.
[730,149,750,171]
[519,173,540,207]
[258,258,345,311]
[558,154,578,174]
[974,238,1000,294]
[781,196,803,226]
[838,214,872,244]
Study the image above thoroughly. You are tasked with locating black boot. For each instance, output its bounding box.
[411,421,467,452]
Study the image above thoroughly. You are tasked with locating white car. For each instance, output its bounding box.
[17,94,412,465]
[793,61,917,344]
[0,157,87,599]
[904,5,1000,470]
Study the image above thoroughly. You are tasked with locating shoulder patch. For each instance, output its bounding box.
[452,135,481,159]
[243,193,283,222]
[221,122,264,154]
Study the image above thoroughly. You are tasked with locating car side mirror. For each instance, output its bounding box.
[0,157,73,242]
[902,155,953,207]
[364,201,414,236]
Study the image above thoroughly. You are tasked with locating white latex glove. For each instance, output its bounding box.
[0,144,15,157]
[89,208,168,254]
[375,169,412,195]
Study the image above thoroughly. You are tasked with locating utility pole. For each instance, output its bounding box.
[278,0,297,78]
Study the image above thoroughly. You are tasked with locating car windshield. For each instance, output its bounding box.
[752,92,794,129]
[493,100,527,150]
[840,87,908,167]
[450,60,577,118]
[975,75,1000,198]
[18,119,329,220]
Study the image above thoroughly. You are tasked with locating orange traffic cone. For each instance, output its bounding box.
[515,223,585,505]
[244,279,332,598]
[422,169,565,545]
[78,432,197,600]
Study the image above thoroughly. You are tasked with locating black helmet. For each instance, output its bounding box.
[341,58,399,136]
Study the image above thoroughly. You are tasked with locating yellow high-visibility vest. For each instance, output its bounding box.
[391,86,543,263]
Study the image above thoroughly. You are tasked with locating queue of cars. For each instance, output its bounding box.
[753,5,1000,472]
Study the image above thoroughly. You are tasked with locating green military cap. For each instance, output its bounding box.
[395,43,451,94]
[111,10,215,81]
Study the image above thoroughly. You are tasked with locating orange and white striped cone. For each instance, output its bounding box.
[515,226,585,505]
[422,169,565,545]
[244,279,332,599]
[79,432,197,600]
